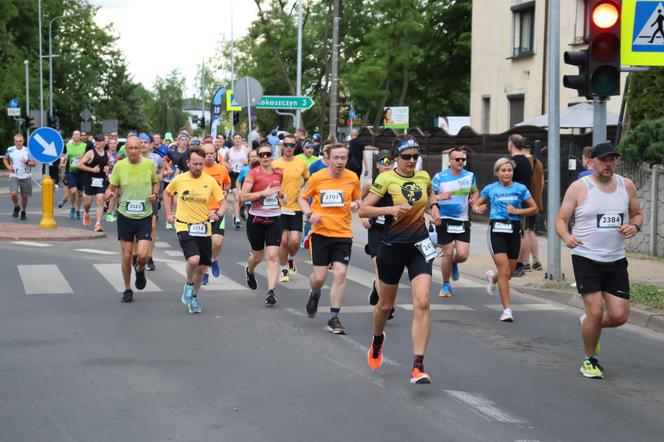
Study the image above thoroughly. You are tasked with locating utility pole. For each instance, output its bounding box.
[295,0,304,130]
[201,60,206,137]
[230,0,236,136]
[38,0,44,127]
[25,60,30,139]
[328,0,340,141]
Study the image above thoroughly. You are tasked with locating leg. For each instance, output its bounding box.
[453,241,470,264]
[526,230,540,264]
[411,274,432,356]
[148,215,158,258]
[329,262,348,309]
[185,255,202,285]
[10,191,19,207]
[83,194,93,215]
[21,194,28,211]
[373,281,398,336]
[309,265,328,293]
[581,292,604,357]
[232,189,240,220]
[135,239,150,272]
[278,230,289,266]
[120,241,133,291]
[601,292,630,328]
[288,230,301,260]
[75,190,83,211]
[491,253,513,309]
[440,242,454,281]
[247,249,264,274]
[265,245,280,290]
[95,194,105,224]
[211,234,224,262]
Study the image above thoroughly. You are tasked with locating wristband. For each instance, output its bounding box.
[631,223,641,232]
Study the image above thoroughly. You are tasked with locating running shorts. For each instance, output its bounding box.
[177,232,212,266]
[9,177,32,197]
[435,219,471,245]
[229,171,240,189]
[246,214,282,251]
[365,227,386,258]
[310,233,352,266]
[65,171,84,191]
[572,255,630,300]
[376,242,432,285]
[211,216,225,235]
[84,178,108,196]
[281,212,303,233]
[487,220,521,260]
[117,213,152,242]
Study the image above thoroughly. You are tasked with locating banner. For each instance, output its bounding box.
[383,106,409,129]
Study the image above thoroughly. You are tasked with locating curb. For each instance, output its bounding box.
[0,232,106,241]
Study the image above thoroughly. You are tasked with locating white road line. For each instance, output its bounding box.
[163,250,182,257]
[445,390,527,424]
[152,257,180,263]
[484,303,564,312]
[12,241,52,248]
[93,263,161,292]
[74,248,117,255]
[18,265,73,295]
[154,241,171,248]
[166,262,245,291]
[432,272,484,288]
[399,304,475,311]
[236,261,319,290]
[303,260,405,289]
[316,305,375,313]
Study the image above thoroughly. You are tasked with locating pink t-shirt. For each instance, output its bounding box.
[247,167,283,217]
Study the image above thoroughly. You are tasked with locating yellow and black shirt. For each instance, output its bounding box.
[369,169,431,244]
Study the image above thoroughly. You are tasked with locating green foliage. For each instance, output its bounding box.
[618,118,664,166]
[627,67,664,129]
[147,69,188,136]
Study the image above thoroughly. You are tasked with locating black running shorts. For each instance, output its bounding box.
[376,242,432,285]
[572,255,630,299]
[281,212,303,233]
[211,216,225,236]
[487,220,521,260]
[246,215,282,251]
[177,232,212,266]
[310,234,352,266]
[117,213,152,242]
[435,219,471,245]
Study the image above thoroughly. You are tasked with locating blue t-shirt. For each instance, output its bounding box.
[480,182,532,221]
[153,144,168,158]
[238,165,252,206]
[309,159,327,175]
[577,169,593,179]
[431,168,477,221]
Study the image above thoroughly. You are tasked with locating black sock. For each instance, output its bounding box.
[330,307,340,319]
[413,355,424,370]
[288,258,294,268]
[373,334,384,347]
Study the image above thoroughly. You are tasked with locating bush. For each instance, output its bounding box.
[619,118,664,166]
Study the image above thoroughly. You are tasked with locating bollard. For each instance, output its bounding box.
[39,174,57,230]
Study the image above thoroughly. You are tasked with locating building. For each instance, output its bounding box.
[469,0,626,134]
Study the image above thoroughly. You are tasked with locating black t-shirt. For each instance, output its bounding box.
[348,138,365,172]
[168,149,189,173]
[512,154,532,188]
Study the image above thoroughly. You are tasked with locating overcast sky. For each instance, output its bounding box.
[93,0,258,93]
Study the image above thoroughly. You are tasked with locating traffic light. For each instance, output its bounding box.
[232,112,239,126]
[191,115,199,125]
[25,115,35,128]
[563,49,590,98]
[199,116,205,129]
[588,0,621,97]
[47,114,56,127]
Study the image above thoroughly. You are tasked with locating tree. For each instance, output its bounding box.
[626,67,664,130]
[619,118,664,166]
[148,69,188,136]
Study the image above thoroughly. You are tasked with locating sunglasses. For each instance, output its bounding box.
[399,153,420,161]
[283,143,296,148]
[452,158,467,162]
[378,158,392,165]
[258,151,273,158]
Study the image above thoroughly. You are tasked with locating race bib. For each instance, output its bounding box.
[234,163,242,172]
[446,223,465,234]
[188,222,209,237]
[126,200,146,215]
[91,177,104,188]
[320,190,344,207]
[375,215,386,225]
[71,158,80,168]
[492,221,513,234]
[597,212,624,231]
[262,195,280,209]
[415,237,439,262]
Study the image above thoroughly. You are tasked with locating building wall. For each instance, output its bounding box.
[470,0,625,134]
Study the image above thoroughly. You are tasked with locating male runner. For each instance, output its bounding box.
[141,133,169,270]
[77,134,110,231]
[3,134,36,220]
[61,130,87,220]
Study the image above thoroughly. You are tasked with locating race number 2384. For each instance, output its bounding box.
[596,212,624,230]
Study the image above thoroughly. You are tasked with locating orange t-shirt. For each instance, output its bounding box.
[300,168,361,238]
[203,163,231,210]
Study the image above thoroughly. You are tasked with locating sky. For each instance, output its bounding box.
[93,0,258,93]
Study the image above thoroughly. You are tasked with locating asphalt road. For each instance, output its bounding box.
[1,189,664,442]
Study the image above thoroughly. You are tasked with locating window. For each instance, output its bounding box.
[482,96,491,134]
[508,95,525,128]
[573,0,589,44]
[512,2,535,57]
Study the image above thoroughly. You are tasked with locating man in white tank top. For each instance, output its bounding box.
[556,142,643,379]
[224,134,249,229]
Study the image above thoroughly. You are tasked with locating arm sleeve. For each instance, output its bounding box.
[471,174,478,192]
[165,178,177,194]
[109,167,119,187]
[303,163,310,180]
[369,173,388,197]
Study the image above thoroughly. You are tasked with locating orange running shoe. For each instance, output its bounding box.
[410,367,431,384]
[82,212,90,226]
[367,332,385,370]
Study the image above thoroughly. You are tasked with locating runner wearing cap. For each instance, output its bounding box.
[4,134,36,220]
[77,133,110,231]
[556,141,642,379]
[61,130,87,220]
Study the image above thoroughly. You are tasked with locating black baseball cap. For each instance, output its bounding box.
[94,133,105,142]
[591,141,620,159]
[376,149,392,162]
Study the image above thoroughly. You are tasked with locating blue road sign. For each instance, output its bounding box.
[28,127,64,164]
[349,109,356,120]
[632,1,664,53]
[8,98,19,108]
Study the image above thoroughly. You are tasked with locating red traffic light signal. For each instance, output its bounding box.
[588,0,621,97]
[592,2,619,29]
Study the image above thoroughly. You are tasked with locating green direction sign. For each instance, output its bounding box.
[256,95,314,110]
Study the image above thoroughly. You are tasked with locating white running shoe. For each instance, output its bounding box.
[485,270,498,296]
[500,309,513,322]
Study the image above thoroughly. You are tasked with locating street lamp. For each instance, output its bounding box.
[48,13,81,123]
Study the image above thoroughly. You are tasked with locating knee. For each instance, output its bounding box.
[266,250,278,262]
[412,295,430,312]
[585,304,604,322]
[333,267,347,282]
[187,256,200,267]
[498,267,512,280]
[455,251,469,263]
[607,308,629,326]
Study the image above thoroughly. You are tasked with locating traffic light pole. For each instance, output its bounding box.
[25,60,30,139]
[592,97,607,146]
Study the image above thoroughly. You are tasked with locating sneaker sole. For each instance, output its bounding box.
[327,328,346,335]
[181,293,192,306]
[410,375,432,384]
[367,332,385,370]
[579,367,603,379]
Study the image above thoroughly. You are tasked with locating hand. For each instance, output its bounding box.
[208,211,220,221]
[279,193,289,205]
[618,224,639,239]
[361,217,371,229]
[103,190,114,201]
[350,201,360,213]
[437,191,452,201]
[506,204,517,215]
[90,165,101,174]
[103,165,110,175]
[390,204,411,219]
[431,209,441,226]
[7,165,14,173]
[167,213,176,225]
[147,193,157,202]
[473,204,488,215]
[262,184,280,197]
[310,213,322,226]
[563,234,583,249]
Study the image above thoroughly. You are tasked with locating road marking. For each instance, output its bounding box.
[74,248,117,255]
[445,390,527,424]
[152,257,180,263]
[484,303,564,312]
[163,250,182,257]
[166,262,245,291]
[303,260,404,289]
[236,261,318,290]
[432,272,484,288]
[12,241,52,248]
[154,241,171,248]
[317,305,375,313]
[399,304,475,311]
[18,265,73,294]
[93,263,161,292]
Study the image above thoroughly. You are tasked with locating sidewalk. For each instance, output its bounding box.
[0,222,105,241]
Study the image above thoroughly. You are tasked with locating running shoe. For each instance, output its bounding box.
[20,211,26,221]
[146,257,155,271]
[306,290,321,318]
[579,314,601,354]
[500,309,514,322]
[233,217,241,230]
[532,261,543,271]
[279,268,289,283]
[82,212,90,226]
[410,367,432,384]
[367,332,385,370]
[134,265,147,290]
[245,266,257,290]
[165,222,173,230]
[388,308,395,320]
[189,297,202,314]
[512,266,525,277]
[57,199,67,209]
[121,289,133,303]
[12,206,20,218]
[580,357,604,379]
[451,263,459,281]
[439,282,453,298]
[181,283,194,305]
[105,213,117,222]
[368,279,379,306]
[75,210,81,220]
[327,316,346,335]
[69,208,76,219]
[485,270,498,296]
[211,260,221,277]
[287,262,297,276]
[94,222,103,232]
[265,289,277,306]
[201,272,209,285]
[523,263,532,272]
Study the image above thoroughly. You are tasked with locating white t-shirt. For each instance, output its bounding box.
[6,146,33,179]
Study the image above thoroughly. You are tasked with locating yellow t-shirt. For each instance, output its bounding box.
[165,172,224,235]
[300,168,360,238]
[272,157,310,214]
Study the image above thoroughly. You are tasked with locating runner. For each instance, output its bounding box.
[163,146,225,314]
[164,132,189,230]
[473,157,538,322]
[202,142,231,284]
[105,137,120,222]
[298,143,361,335]
[430,147,479,297]
[295,140,319,168]
[236,149,258,224]
[3,134,35,220]
[555,142,642,379]
[226,134,249,229]
[61,130,87,220]
[359,136,436,384]
[104,135,160,303]
[77,134,109,231]
[272,134,310,282]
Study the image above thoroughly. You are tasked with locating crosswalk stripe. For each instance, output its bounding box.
[18,265,73,294]
[303,260,405,289]
[154,241,171,248]
[484,303,564,312]
[166,262,245,291]
[74,248,117,255]
[93,263,162,292]
[163,250,182,257]
[431,272,484,288]
[12,241,53,248]
[445,390,527,424]
[236,261,318,290]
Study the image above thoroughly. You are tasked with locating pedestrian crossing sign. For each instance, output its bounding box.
[622,0,664,65]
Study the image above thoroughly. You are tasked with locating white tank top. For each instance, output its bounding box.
[571,174,629,262]
[228,147,247,173]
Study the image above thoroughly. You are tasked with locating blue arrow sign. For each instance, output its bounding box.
[349,109,356,120]
[28,127,64,164]
[8,98,19,108]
